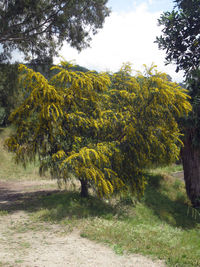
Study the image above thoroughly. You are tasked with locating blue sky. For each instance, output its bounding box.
[55,0,184,82]
[108,0,174,13]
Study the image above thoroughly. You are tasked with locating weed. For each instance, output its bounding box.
[0,210,8,216]
[15,259,24,264]
[113,244,124,255]
[19,241,30,249]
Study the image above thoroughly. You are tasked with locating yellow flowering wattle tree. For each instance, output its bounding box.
[5,61,191,198]
[107,63,191,196]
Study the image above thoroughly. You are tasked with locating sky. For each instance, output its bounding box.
[5,0,184,82]
[54,0,184,83]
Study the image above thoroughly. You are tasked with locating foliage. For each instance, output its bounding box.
[0,107,6,125]
[156,0,200,207]
[0,0,110,62]
[108,63,190,196]
[182,69,200,141]
[5,61,191,198]
[155,0,200,73]
[0,63,20,125]
[0,61,91,126]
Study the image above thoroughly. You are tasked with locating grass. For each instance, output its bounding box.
[22,174,199,267]
[78,175,200,267]
[148,164,183,175]
[0,126,50,181]
[0,210,8,216]
[1,127,200,266]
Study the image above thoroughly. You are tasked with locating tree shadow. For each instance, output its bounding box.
[143,173,200,229]
[0,186,59,211]
[0,185,121,221]
[1,174,198,228]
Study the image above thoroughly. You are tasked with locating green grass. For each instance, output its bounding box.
[0,127,50,181]
[148,164,183,175]
[0,210,8,216]
[78,175,200,267]
[30,191,118,222]
[21,173,199,267]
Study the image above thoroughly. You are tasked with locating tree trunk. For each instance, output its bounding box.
[80,179,89,198]
[181,132,200,208]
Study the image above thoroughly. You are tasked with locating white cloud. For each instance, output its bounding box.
[54,3,184,82]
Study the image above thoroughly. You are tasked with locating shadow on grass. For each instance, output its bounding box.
[1,173,200,228]
[30,191,120,221]
[0,187,120,221]
[143,173,200,229]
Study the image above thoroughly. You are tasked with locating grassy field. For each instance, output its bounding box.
[0,127,200,267]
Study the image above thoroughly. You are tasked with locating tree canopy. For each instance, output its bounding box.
[5,62,191,198]
[155,0,200,73]
[0,0,110,62]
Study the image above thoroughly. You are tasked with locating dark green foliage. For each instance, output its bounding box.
[0,0,110,62]
[156,0,200,207]
[0,63,53,125]
[182,69,200,145]
[0,63,19,125]
[156,0,200,73]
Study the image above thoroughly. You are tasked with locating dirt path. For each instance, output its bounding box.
[0,180,165,267]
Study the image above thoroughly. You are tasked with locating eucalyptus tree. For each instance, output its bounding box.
[0,0,110,61]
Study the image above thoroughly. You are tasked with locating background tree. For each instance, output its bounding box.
[0,63,20,125]
[5,62,191,198]
[0,0,110,62]
[156,0,200,207]
[156,0,200,73]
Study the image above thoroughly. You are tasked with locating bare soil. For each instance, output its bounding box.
[0,180,166,267]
